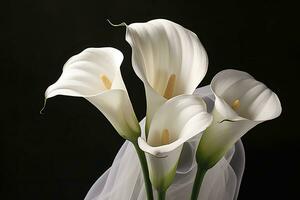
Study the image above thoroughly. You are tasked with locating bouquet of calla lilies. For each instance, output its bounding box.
[43,19,282,200]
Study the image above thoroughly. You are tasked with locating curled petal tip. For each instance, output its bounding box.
[107,19,128,27]
[40,98,47,115]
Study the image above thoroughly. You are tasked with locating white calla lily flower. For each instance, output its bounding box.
[197,69,282,169]
[126,19,208,132]
[44,47,140,141]
[138,95,212,194]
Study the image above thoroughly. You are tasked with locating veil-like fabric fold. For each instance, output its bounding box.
[84,85,245,200]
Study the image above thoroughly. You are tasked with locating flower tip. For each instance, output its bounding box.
[163,74,176,99]
[107,19,128,27]
[161,129,170,145]
[100,74,112,90]
[231,99,240,110]
[40,98,47,115]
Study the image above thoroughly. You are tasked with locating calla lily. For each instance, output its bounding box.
[138,95,212,196]
[191,69,282,200]
[125,19,208,132]
[44,47,140,141]
[197,69,282,169]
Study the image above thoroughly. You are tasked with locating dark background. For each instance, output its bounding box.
[2,0,299,199]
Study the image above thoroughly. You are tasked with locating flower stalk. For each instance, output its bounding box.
[132,141,154,200]
[158,190,166,200]
[190,166,207,200]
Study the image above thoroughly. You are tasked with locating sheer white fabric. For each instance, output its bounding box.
[84,85,245,200]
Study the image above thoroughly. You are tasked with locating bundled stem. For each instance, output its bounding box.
[133,142,154,200]
[190,166,207,200]
[158,190,166,200]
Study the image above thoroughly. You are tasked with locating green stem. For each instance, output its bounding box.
[191,166,207,200]
[132,142,154,200]
[158,190,166,200]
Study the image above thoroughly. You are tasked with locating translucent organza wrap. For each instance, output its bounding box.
[84,85,245,200]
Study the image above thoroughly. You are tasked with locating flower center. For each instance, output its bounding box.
[100,74,112,90]
[161,129,170,145]
[231,99,240,111]
[163,74,176,99]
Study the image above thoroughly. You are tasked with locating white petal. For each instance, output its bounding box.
[144,82,166,133]
[197,109,258,168]
[126,19,208,128]
[46,47,125,97]
[143,144,183,191]
[86,90,140,140]
[138,95,212,190]
[197,69,282,168]
[211,69,282,121]
[44,47,140,141]
[140,95,212,156]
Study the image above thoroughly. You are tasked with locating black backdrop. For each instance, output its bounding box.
[2,0,299,199]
